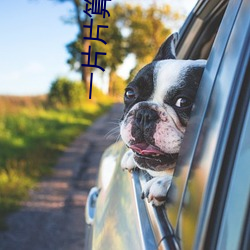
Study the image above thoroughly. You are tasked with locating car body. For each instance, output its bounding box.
[85,0,250,249]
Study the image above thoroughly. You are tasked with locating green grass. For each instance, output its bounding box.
[0,96,112,230]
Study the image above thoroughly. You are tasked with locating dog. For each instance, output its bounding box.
[120,33,206,206]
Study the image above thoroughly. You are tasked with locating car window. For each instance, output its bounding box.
[166,0,231,232]
[216,77,250,250]
[177,0,228,60]
[133,1,231,248]
[165,0,249,248]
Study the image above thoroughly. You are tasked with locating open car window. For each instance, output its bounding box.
[166,0,232,224]
[135,0,231,247]
[126,0,250,249]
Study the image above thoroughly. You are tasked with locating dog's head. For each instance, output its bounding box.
[120,33,206,174]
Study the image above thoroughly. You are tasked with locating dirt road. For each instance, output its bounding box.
[0,103,123,250]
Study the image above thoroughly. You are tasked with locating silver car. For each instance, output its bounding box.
[85,0,250,249]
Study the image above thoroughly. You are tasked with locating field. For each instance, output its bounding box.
[0,95,113,229]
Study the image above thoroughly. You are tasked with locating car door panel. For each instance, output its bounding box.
[92,142,159,250]
[166,0,250,249]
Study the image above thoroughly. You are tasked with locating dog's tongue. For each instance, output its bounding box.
[130,143,163,155]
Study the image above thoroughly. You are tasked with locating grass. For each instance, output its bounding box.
[0,95,113,230]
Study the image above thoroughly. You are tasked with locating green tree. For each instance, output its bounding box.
[124,4,172,80]
[66,4,126,94]
[51,1,176,94]
[50,0,92,92]
[90,4,127,94]
[109,72,126,98]
[116,4,172,63]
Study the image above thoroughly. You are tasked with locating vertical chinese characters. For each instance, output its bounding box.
[82,0,111,99]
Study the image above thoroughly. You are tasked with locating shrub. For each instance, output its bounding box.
[48,77,86,108]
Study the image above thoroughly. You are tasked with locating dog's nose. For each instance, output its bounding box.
[135,109,159,130]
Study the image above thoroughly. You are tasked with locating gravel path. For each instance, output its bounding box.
[0,103,123,250]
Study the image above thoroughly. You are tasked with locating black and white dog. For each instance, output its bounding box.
[120,33,206,206]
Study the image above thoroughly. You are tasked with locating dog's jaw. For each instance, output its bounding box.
[120,96,185,173]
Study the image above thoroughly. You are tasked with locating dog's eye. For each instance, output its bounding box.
[125,89,136,100]
[175,97,192,108]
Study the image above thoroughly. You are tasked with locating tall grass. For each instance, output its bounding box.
[0,95,113,230]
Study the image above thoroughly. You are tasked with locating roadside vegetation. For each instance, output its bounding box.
[0,79,114,230]
[0,1,181,231]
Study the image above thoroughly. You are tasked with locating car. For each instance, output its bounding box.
[85,0,250,249]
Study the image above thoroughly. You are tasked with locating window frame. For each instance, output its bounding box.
[164,0,250,249]
[135,0,232,248]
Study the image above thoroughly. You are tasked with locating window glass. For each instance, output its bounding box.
[216,94,250,249]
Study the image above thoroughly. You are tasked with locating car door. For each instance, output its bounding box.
[166,0,250,248]
[85,0,250,249]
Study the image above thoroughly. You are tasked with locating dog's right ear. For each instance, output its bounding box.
[153,32,179,61]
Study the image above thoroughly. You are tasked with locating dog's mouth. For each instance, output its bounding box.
[129,143,178,167]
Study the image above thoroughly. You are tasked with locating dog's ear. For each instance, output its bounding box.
[153,32,179,61]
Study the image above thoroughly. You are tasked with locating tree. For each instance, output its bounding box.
[108,72,126,98]
[66,3,127,95]
[50,0,92,92]
[90,4,127,94]
[124,4,172,80]
[51,1,176,94]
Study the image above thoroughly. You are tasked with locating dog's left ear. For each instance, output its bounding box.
[153,32,179,61]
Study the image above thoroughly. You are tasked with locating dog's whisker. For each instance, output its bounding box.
[107,121,120,126]
[105,127,120,140]
[107,118,121,125]
[105,126,119,135]
[105,132,119,140]
[115,134,121,143]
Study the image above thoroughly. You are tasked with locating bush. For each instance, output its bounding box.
[48,77,86,108]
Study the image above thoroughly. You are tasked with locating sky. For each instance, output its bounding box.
[0,0,197,96]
